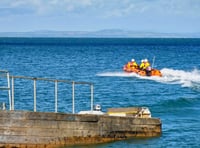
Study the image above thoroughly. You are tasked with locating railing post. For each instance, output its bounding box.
[72,81,75,114]
[55,80,58,113]
[33,78,37,112]
[91,84,94,111]
[11,76,14,110]
[7,72,11,110]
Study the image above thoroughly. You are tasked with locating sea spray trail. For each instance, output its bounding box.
[97,72,138,77]
[160,68,200,88]
[97,68,200,89]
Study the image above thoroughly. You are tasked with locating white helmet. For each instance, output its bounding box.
[131,59,135,62]
[144,59,148,62]
[141,59,144,62]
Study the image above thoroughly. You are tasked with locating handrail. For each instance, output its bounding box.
[0,70,9,73]
[9,75,92,85]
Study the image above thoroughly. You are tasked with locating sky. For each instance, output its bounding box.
[0,0,200,33]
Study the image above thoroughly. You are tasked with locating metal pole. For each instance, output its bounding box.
[152,56,156,68]
[72,81,75,114]
[33,78,37,112]
[55,80,58,113]
[11,76,14,110]
[91,84,94,111]
[7,72,11,110]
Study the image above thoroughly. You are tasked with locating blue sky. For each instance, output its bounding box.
[0,0,200,33]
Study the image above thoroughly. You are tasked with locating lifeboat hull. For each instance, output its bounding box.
[123,65,162,77]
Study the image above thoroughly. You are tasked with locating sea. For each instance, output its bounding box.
[0,38,200,148]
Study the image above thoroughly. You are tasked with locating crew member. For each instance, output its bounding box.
[126,61,132,69]
[139,59,145,69]
[130,59,138,68]
[143,59,151,76]
[143,59,150,70]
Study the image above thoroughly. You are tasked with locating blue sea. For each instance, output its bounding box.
[0,38,200,147]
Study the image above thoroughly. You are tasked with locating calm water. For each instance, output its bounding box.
[0,38,200,147]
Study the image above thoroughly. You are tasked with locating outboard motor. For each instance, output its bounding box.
[146,66,152,76]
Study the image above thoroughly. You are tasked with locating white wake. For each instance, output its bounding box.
[160,68,200,88]
[97,68,200,88]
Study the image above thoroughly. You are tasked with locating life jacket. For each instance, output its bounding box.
[140,62,145,69]
[143,62,150,69]
[131,61,138,68]
[126,62,132,68]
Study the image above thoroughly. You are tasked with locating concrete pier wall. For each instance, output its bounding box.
[0,110,161,148]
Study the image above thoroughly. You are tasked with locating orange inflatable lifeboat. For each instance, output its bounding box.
[123,64,162,77]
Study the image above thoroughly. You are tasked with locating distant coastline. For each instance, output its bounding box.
[0,29,200,38]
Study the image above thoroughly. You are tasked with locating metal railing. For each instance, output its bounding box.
[0,70,94,113]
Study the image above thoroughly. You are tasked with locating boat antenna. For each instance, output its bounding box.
[152,56,156,68]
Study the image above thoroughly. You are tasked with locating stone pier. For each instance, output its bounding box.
[0,110,161,148]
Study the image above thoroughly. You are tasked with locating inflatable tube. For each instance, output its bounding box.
[123,64,162,77]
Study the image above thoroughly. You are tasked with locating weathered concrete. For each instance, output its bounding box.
[0,110,161,147]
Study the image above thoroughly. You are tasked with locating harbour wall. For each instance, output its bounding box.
[0,110,161,148]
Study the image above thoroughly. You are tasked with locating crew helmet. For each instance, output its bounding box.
[144,59,148,62]
[131,59,135,62]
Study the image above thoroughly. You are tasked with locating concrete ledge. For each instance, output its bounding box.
[0,110,161,147]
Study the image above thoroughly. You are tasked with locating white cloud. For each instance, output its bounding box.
[0,0,200,32]
[103,0,200,18]
[0,0,93,16]
[0,0,200,17]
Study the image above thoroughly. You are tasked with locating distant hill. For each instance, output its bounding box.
[0,29,200,38]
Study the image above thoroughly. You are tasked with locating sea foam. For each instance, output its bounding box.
[97,68,200,89]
